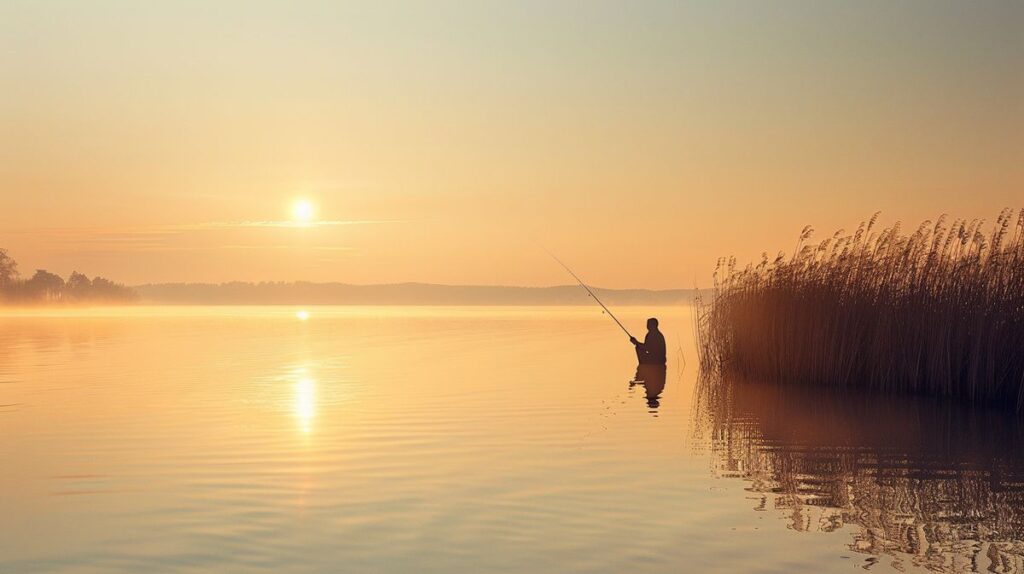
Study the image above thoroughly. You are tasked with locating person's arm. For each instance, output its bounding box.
[641,333,659,359]
[632,335,648,357]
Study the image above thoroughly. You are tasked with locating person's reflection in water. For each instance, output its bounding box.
[631,363,667,414]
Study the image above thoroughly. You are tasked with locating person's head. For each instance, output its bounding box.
[647,317,659,332]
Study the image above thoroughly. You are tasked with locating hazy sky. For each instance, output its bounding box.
[1,1,1021,288]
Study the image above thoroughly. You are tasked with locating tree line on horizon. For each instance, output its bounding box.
[0,248,137,304]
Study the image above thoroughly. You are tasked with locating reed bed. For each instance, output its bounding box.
[696,209,1024,410]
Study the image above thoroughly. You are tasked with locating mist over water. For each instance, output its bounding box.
[2,306,1020,573]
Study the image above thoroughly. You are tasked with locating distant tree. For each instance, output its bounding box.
[0,250,137,305]
[25,270,65,302]
[90,276,138,302]
[65,271,92,301]
[0,248,17,288]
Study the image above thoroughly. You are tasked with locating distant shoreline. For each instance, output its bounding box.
[132,282,700,306]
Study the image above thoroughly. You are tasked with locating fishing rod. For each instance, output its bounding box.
[548,252,634,340]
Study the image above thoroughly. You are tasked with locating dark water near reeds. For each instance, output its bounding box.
[2,306,1023,573]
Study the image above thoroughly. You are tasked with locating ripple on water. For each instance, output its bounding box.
[3,306,1019,573]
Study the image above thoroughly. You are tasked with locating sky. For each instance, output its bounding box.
[1,0,1021,289]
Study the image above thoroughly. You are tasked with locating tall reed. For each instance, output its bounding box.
[696,209,1024,410]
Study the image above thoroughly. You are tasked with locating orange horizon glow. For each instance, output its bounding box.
[1,2,1020,289]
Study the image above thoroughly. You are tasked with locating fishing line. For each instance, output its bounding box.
[546,251,634,340]
[545,251,649,443]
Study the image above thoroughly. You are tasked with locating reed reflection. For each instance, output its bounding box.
[695,376,1024,572]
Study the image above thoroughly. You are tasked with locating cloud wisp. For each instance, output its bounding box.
[0,219,395,255]
[176,219,402,230]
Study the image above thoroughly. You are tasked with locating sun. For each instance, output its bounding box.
[291,199,315,223]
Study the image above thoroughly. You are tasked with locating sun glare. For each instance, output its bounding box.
[292,199,315,223]
[296,310,310,321]
[295,377,316,434]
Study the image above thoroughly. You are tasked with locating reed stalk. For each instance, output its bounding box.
[697,209,1024,411]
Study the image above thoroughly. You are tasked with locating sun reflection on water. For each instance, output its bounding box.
[295,376,316,434]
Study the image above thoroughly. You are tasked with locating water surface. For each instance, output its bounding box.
[2,306,1022,573]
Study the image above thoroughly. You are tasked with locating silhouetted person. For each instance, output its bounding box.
[630,318,666,365]
[631,363,668,411]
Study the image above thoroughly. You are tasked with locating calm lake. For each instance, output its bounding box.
[2,306,1022,573]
